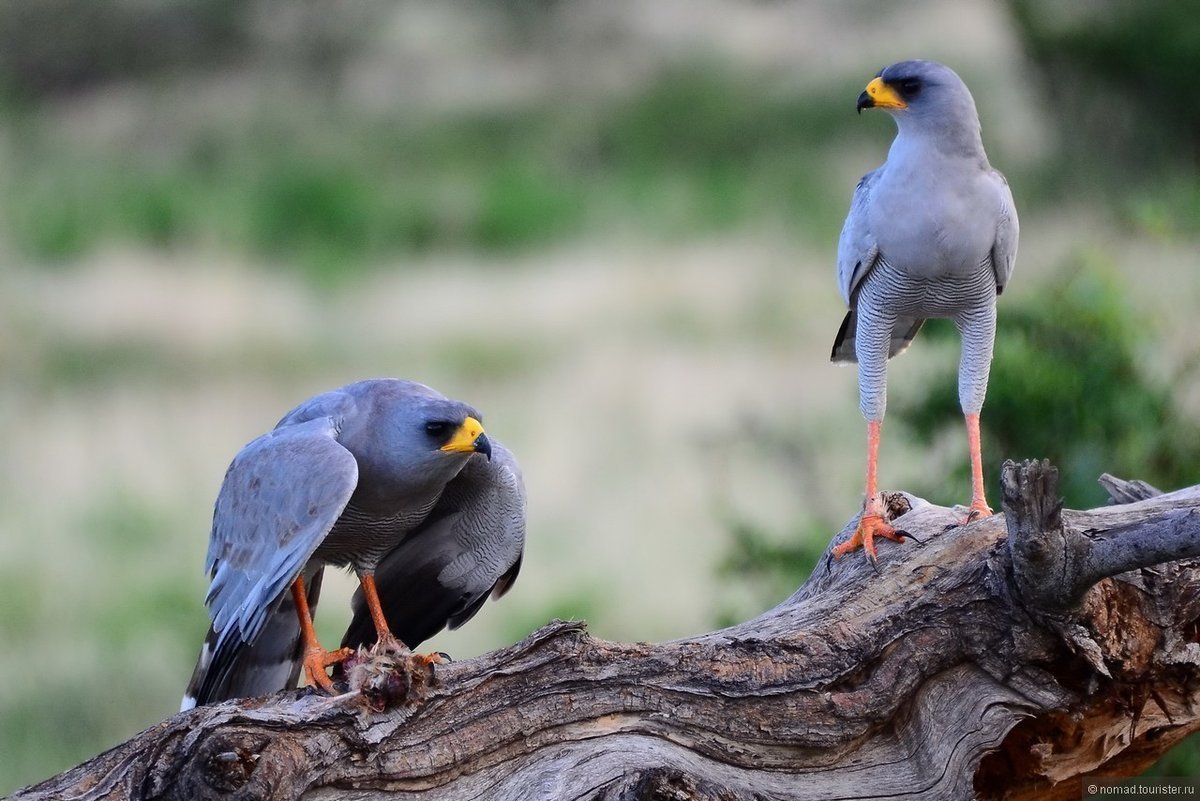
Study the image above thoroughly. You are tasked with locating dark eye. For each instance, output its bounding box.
[897,78,922,98]
[425,421,449,439]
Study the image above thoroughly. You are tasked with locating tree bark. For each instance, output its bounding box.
[12,460,1200,801]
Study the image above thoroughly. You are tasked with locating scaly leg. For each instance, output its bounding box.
[291,575,351,693]
[358,572,446,667]
[964,412,992,522]
[359,572,393,644]
[834,420,907,562]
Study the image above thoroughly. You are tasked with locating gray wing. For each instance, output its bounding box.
[340,440,526,651]
[831,167,926,363]
[836,168,882,306]
[186,415,358,705]
[989,169,1019,295]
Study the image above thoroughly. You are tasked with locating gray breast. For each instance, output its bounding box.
[313,498,440,571]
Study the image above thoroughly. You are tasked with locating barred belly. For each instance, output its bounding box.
[854,257,998,421]
[859,257,996,317]
[315,500,436,572]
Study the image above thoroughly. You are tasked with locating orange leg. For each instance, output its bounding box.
[291,575,352,693]
[359,572,400,645]
[357,572,446,667]
[834,420,906,562]
[865,418,881,500]
[964,413,992,522]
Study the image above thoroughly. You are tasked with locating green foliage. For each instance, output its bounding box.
[713,517,829,628]
[897,261,1200,509]
[1009,0,1200,158]
[0,66,862,282]
[473,162,586,249]
[1007,0,1200,234]
[0,490,202,791]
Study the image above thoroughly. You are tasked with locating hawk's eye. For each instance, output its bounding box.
[425,421,450,439]
[897,78,922,98]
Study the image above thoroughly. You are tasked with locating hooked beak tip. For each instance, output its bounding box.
[474,433,492,461]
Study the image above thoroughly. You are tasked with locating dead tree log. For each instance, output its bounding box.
[12,460,1200,801]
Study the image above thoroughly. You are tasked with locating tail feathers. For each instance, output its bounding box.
[181,566,323,709]
[830,309,925,363]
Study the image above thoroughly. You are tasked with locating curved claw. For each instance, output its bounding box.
[413,651,450,668]
[961,499,994,526]
[833,512,906,564]
[303,645,354,693]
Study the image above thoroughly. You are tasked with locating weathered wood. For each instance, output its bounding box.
[12,461,1200,801]
[1099,473,1163,505]
[1007,460,1200,611]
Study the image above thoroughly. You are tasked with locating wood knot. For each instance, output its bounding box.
[1018,536,1050,565]
[623,768,738,801]
[202,746,261,792]
[628,770,698,801]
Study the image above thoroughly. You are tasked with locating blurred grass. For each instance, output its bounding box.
[0,490,203,787]
[2,67,862,284]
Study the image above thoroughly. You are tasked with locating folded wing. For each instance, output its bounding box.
[183,416,358,707]
[341,440,526,651]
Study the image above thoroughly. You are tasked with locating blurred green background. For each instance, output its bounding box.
[1,0,1198,792]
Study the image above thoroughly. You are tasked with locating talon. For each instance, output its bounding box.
[834,510,907,563]
[895,529,925,545]
[303,645,353,693]
[291,575,352,695]
[832,527,864,559]
[962,499,993,526]
[370,633,409,656]
[414,651,449,667]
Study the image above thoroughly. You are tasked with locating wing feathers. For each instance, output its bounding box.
[836,169,881,306]
[990,169,1019,294]
[184,415,357,707]
[206,417,358,651]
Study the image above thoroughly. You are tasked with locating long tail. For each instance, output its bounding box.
[181,565,323,710]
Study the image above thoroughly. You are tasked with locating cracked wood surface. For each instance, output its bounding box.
[11,462,1200,801]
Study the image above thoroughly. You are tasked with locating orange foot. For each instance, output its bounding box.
[833,493,912,565]
[961,498,993,526]
[302,645,353,693]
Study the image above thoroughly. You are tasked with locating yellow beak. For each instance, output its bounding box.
[439,416,491,459]
[858,77,907,111]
